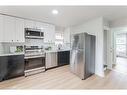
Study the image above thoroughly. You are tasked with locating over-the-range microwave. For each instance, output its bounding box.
[25,28,44,39]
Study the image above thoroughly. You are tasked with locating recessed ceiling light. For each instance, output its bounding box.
[52,9,58,15]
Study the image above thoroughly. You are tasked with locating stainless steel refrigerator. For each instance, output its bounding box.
[70,33,95,80]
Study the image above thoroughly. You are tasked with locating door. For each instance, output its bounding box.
[51,52,57,67]
[70,50,77,73]
[7,55,24,79]
[15,18,25,42]
[106,29,114,69]
[25,20,35,28]
[44,24,55,43]
[70,33,85,79]
[35,21,45,30]
[0,56,8,81]
[25,57,44,70]
[0,15,3,42]
[71,33,85,49]
[3,15,15,42]
[74,49,84,79]
[46,53,52,68]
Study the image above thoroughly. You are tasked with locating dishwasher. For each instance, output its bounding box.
[46,52,57,69]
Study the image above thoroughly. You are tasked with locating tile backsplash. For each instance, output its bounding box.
[25,39,44,47]
[0,42,25,54]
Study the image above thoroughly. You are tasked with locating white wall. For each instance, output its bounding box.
[70,17,104,77]
[0,43,4,54]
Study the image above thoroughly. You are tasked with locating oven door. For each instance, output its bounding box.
[25,57,45,70]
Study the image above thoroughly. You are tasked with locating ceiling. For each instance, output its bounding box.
[0,6,127,27]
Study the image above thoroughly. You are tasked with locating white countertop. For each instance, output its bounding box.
[45,49,70,53]
[0,49,71,56]
[0,52,25,56]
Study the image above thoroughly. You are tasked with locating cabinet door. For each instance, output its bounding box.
[49,25,55,43]
[46,53,52,68]
[35,21,44,29]
[58,51,70,66]
[51,52,57,67]
[3,16,15,42]
[0,56,8,81]
[46,52,57,69]
[7,55,24,79]
[64,28,71,43]
[0,15,3,42]
[44,24,55,43]
[44,24,49,43]
[15,18,25,42]
[24,20,35,28]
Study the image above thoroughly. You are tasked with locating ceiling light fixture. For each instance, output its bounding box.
[52,9,58,15]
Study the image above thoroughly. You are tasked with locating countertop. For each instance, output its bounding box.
[45,49,70,53]
[0,49,70,56]
[0,52,25,56]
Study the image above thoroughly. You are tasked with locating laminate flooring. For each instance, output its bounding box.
[0,65,127,89]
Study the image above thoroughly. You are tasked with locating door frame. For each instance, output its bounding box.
[110,27,127,69]
[103,26,113,70]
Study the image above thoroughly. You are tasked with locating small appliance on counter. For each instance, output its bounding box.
[24,45,45,76]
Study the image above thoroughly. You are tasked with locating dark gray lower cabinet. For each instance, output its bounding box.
[0,56,8,81]
[0,55,24,81]
[57,51,70,66]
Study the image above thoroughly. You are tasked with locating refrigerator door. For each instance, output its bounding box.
[70,33,85,79]
[85,34,95,79]
[70,50,77,74]
[74,49,84,79]
[70,33,95,80]
[71,33,85,50]
[70,49,84,79]
[84,34,91,78]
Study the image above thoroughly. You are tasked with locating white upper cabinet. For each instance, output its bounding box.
[35,21,43,29]
[63,27,71,43]
[0,15,55,43]
[44,24,55,43]
[3,15,15,42]
[0,15,4,42]
[2,15,25,42]
[24,19,35,28]
[15,18,25,42]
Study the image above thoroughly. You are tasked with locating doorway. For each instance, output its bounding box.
[113,32,127,73]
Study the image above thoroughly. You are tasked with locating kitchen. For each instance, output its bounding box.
[1,6,127,89]
[0,13,71,81]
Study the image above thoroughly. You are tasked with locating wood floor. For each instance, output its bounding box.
[0,65,127,89]
[113,57,127,74]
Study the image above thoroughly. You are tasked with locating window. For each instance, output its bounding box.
[55,32,63,45]
[116,33,127,56]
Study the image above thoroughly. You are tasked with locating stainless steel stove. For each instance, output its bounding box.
[24,46,46,76]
